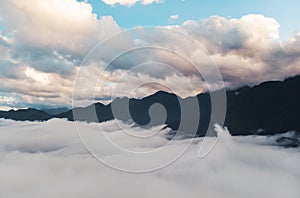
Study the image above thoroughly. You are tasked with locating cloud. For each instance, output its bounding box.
[170,14,179,20]
[0,0,121,75]
[0,66,75,106]
[141,0,163,5]
[101,0,163,7]
[0,0,123,108]
[178,14,280,54]
[0,0,99,53]
[1,9,300,108]
[136,14,300,88]
[0,96,17,105]
[0,119,299,197]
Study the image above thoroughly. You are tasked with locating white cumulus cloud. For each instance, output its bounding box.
[1,5,300,108]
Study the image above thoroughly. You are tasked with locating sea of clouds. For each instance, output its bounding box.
[0,118,299,198]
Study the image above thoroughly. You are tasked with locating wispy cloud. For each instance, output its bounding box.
[170,14,179,20]
[101,0,164,7]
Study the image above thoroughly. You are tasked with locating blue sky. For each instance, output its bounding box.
[0,0,299,38]
[83,0,300,39]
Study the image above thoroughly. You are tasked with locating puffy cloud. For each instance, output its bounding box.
[101,0,163,7]
[0,66,75,107]
[180,14,280,55]
[1,9,300,108]
[134,14,300,88]
[0,0,123,108]
[0,0,121,75]
[0,0,99,53]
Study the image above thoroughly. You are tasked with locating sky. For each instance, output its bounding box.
[0,0,300,110]
[84,0,300,39]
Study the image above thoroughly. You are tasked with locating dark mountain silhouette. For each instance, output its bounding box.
[1,75,300,137]
[0,108,52,121]
[225,75,300,135]
[218,75,300,136]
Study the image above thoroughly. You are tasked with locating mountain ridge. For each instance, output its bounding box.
[1,75,300,136]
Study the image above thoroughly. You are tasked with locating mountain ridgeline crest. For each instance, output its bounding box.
[1,75,300,136]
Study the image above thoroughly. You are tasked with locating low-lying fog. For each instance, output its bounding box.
[0,119,299,198]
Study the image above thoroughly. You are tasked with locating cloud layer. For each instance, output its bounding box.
[0,119,299,197]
